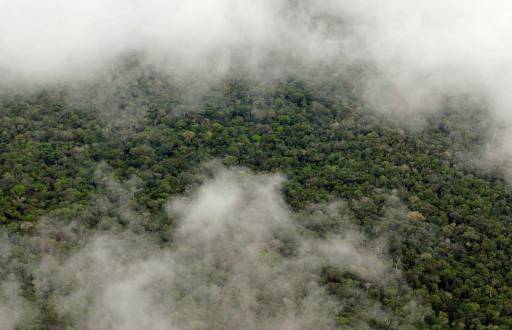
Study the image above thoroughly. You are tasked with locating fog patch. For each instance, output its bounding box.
[3,1,512,172]
[0,166,430,329]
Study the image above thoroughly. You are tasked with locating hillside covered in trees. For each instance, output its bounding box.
[1,63,512,329]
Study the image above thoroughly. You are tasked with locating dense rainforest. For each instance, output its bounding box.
[1,63,512,329]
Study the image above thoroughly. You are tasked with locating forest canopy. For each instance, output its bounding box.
[1,65,512,329]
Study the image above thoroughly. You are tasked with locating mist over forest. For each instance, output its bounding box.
[1,1,512,329]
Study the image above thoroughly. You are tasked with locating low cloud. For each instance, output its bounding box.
[2,1,512,169]
[1,166,429,329]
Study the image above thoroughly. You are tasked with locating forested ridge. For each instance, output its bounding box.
[2,68,512,329]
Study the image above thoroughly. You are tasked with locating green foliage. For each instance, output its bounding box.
[1,73,512,328]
